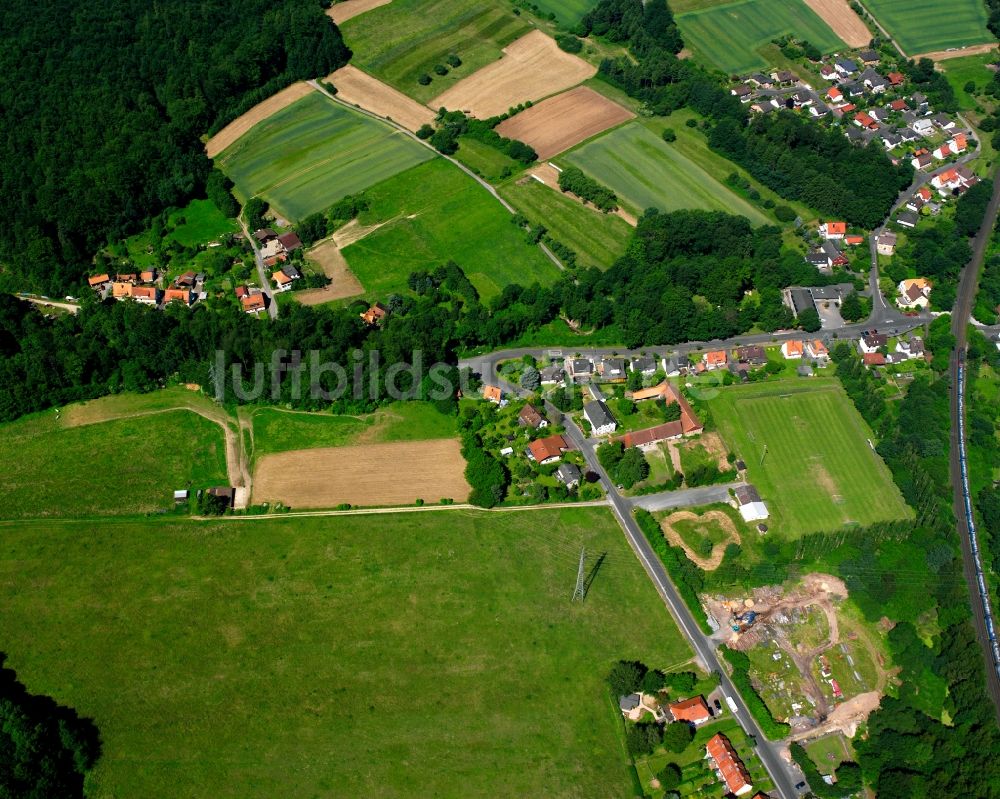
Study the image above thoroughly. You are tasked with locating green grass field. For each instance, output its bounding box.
[167,199,239,247]
[562,121,770,223]
[453,136,522,182]
[0,409,228,519]
[341,0,532,103]
[941,53,997,112]
[343,159,561,299]
[677,0,844,73]
[248,401,458,461]
[527,0,594,26]
[708,379,911,536]
[216,92,433,221]
[0,508,692,798]
[499,177,632,269]
[862,0,992,54]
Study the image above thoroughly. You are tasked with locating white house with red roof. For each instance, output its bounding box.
[819,221,846,240]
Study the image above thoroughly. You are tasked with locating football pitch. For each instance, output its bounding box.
[562,121,770,223]
[709,380,911,536]
[862,0,992,54]
[0,508,691,798]
[677,0,844,74]
[216,91,433,222]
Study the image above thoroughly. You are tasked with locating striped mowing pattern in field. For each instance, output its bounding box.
[677,0,844,74]
[709,380,910,537]
[862,0,992,54]
[341,0,532,102]
[562,121,770,224]
[216,92,432,222]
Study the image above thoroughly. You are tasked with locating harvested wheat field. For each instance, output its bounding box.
[430,30,596,119]
[495,87,634,160]
[801,0,870,47]
[252,439,470,507]
[326,0,392,24]
[326,65,435,132]
[295,238,365,305]
[206,82,313,158]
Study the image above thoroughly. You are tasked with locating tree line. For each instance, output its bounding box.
[0,0,351,294]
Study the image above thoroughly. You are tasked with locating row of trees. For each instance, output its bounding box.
[557,167,619,212]
[0,0,351,294]
[418,108,537,163]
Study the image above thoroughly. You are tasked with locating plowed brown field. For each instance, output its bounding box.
[252,439,470,507]
[430,30,595,119]
[495,87,634,160]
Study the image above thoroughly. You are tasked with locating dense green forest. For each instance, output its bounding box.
[0,0,350,294]
[0,654,99,797]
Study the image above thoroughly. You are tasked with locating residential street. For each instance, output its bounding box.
[240,218,278,319]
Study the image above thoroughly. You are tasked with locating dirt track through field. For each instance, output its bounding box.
[205,82,314,158]
[528,164,638,226]
[495,86,634,160]
[252,439,470,508]
[660,510,740,570]
[61,392,250,498]
[801,0,870,47]
[916,43,998,61]
[326,0,392,24]
[430,30,596,119]
[326,65,435,132]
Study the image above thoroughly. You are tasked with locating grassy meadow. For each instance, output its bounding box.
[500,176,632,269]
[562,121,770,223]
[941,53,998,112]
[342,159,561,299]
[862,0,992,54]
[341,0,532,102]
[166,199,239,247]
[526,0,595,26]
[216,92,433,221]
[247,401,459,461]
[0,408,228,519]
[0,508,692,798]
[677,0,844,73]
[708,380,911,536]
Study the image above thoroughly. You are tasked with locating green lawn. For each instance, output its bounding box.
[862,0,992,54]
[500,177,632,269]
[941,53,997,112]
[343,159,561,300]
[216,91,433,222]
[677,0,844,74]
[562,121,771,223]
[0,508,692,798]
[453,136,522,182]
[341,0,532,103]
[167,199,239,247]
[527,0,595,26]
[803,733,853,776]
[248,401,458,461]
[0,409,228,519]
[708,379,911,536]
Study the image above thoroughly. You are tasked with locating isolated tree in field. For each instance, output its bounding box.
[658,763,682,791]
[662,721,694,752]
[661,128,676,143]
[446,53,462,67]
[797,307,821,332]
[607,659,647,696]
[520,366,540,391]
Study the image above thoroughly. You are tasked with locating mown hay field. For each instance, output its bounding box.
[562,121,770,223]
[0,508,691,798]
[341,0,532,103]
[216,91,432,221]
[677,0,844,73]
[862,0,992,55]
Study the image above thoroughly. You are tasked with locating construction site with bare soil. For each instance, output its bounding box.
[706,574,894,741]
